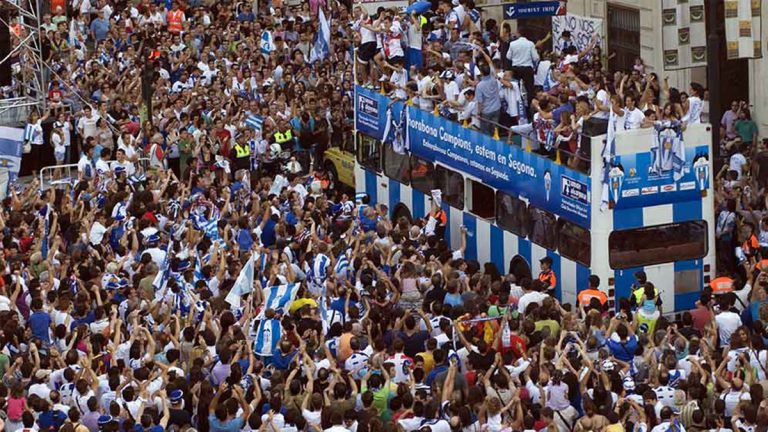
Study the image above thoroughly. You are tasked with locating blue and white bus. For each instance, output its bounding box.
[353,85,715,313]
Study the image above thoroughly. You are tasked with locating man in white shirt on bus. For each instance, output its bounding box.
[623,94,645,130]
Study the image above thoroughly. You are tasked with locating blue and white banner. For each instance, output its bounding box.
[355,87,592,227]
[612,145,710,209]
[260,30,274,55]
[310,8,331,63]
[254,318,281,357]
[693,155,710,192]
[258,283,300,318]
[503,1,566,20]
[0,127,24,189]
[246,114,263,132]
[225,253,255,307]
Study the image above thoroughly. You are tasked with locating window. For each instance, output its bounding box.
[558,219,591,266]
[607,5,640,73]
[435,165,464,209]
[496,192,529,238]
[608,220,709,269]
[410,155,435,194]
[528,206,557,250]
[468,179,495,219]
[383,144,410,184]
[517,0,552,53]
[357,134,381,172]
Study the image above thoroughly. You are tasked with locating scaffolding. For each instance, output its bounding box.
[0,0,46,126]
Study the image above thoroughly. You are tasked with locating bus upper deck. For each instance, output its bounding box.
[352,85,715,313]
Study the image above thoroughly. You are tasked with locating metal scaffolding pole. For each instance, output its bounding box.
[0,0,47,124]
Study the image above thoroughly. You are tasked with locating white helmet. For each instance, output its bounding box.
[269,143,281,159]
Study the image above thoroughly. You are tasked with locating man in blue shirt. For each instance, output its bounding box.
[605,316,638,362]
[89,13,111,43]
[28,298,51,344]
[208,382,251,432]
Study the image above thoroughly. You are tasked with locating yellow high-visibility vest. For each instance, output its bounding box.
[234,143,250,158]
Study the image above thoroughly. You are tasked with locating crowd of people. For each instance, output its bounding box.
[2,0,768,432]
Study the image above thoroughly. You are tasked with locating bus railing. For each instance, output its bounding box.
[468,112,593,174]
[393,93,594,175]
[39,158,150,190]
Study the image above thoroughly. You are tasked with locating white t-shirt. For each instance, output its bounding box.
[721,388,751,416]
[624,107,645,129]
[77,113,101,139]
[517,291,547,315]
[729,152,747,179]
[390,69,408,100]
[443,81,460,112]
[715,311,742,346]
[593,90,610,120]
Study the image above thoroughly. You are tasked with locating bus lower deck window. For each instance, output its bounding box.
[608,220,708,269]
[435,166,464,209]
[495,192,530,238]
[410,156,435,194]
[468,180,495,219]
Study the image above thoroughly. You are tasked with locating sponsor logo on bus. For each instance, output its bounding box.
[660,184,677,192]
[679,181,697,191]
[622,188,640,198]
[358,94,378,116]
[561,176,589,204]
[641,186,658,195]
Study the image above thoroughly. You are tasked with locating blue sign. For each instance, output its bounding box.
[354,87,591,227]
[503,1,566,20]
[612,146,710,209]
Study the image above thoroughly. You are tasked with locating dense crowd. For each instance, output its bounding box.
[2,0,768,432]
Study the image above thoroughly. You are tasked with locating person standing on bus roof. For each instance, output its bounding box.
[538,256,557,296]
[577,275,607,307]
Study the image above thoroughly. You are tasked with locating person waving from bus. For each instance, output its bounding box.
[538,256,557,296]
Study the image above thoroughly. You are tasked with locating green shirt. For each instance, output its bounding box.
[735,119,758,143]
[487,304,508,318]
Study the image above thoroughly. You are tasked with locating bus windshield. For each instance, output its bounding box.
[608,221,709,269]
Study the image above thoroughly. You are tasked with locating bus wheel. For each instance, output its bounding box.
[392,203,413,224]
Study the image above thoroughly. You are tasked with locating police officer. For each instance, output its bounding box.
[233,135,251,171]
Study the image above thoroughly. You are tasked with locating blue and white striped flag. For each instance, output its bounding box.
[257,283,300,318]
[129,173,146,185]
[193,254,205,283]
[334,251,349,280]
[254,318,281,357]
[40,204,51,259]
[309,8,331,63]
[246,114,264,132]
[225,253,255,307]
[152,236,174,297]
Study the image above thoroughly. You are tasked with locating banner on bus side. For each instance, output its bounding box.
[612,146,710,209]
[355,87,592,228]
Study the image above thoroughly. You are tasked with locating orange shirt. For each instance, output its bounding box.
[709,276,734,294]
[577,288,608,306]
[167,10,183,33]
[337,332,354,362]
[539,270,557,290]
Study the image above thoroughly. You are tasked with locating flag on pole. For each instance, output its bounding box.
[246,114,264,132]
[257,283,300,318]
[254,318,281,357]
[225,254,256,307]
[309,8,331,63]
